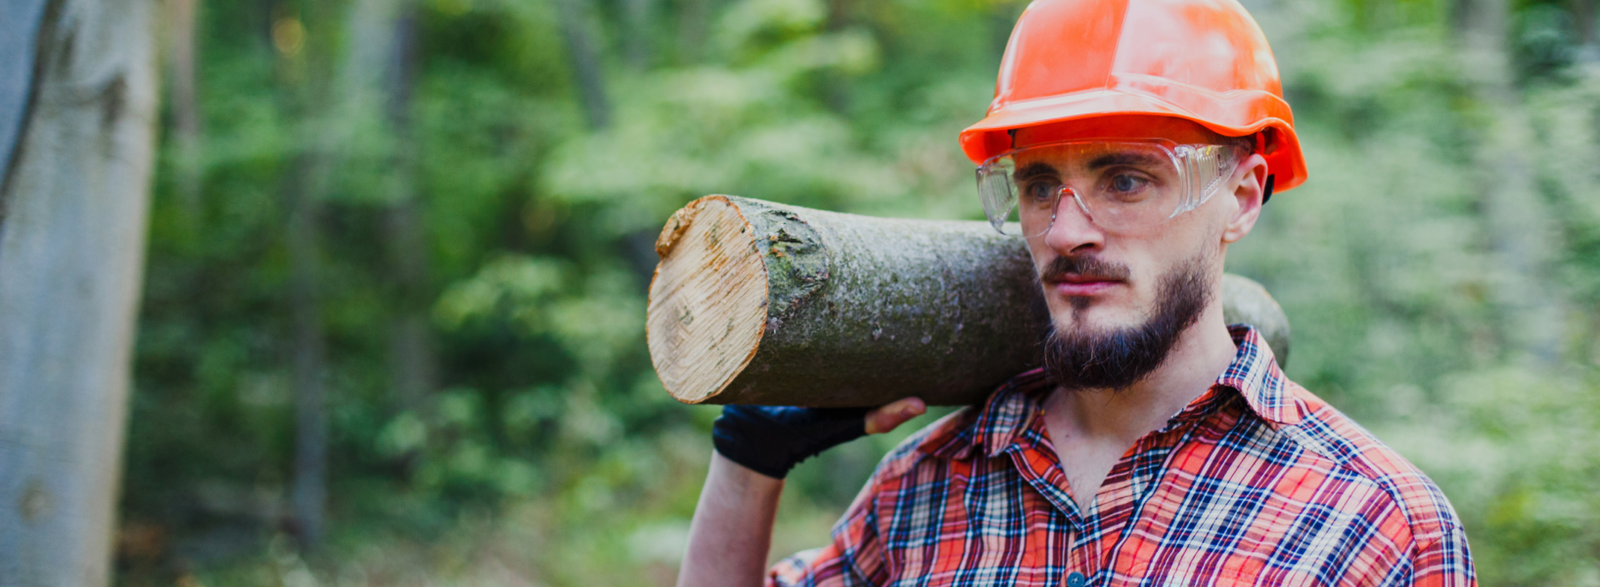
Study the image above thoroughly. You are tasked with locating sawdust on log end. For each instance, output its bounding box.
[654,204,695,258]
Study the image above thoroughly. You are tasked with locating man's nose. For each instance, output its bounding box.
[1041,190,1105,255]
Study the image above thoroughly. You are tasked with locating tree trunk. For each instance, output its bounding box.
[622,0,654,68]
[1454,0,1568,365]
[556,0,610,129]
[820,0,850,113]
[383,1,437,410]
[646,196,1291,407]
[0,0,159,583]
[1576,0,1596,49]
[275,1,333,550]
[167,0,204,230]
[338,0,436,411]
[0,0,51,199]
[285,150,328,550]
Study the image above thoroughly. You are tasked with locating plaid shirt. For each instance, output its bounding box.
[769,326,1473,586]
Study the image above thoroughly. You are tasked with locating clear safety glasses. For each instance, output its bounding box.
[976,140,1242,237]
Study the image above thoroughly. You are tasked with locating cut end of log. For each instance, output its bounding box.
[647,196,768,404]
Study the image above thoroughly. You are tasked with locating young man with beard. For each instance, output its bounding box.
[676,0,1475,584]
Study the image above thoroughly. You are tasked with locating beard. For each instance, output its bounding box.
[1040,253,1212,392]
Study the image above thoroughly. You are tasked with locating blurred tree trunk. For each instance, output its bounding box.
[167,0,204,230]
[1453,0,1568,365]
[821,0,850,113]
[557,0,611,128]
[0,0,159,583]
[1576,0,1599,60]
[256,0,277,54]
[341,0,438,411]
[622,0,655,68]
[285,149,329,551]
[1576,0,1596,44]
[274,2,333,550]
[677,0,710,64]
[383,1,437,411]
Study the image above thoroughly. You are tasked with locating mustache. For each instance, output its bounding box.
[1038,255,1132,283]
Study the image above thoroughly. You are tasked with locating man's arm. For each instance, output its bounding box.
[676,398,926,587]
[678,452,785,587]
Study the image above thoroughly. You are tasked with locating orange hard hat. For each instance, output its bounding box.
[959,0,1307,195]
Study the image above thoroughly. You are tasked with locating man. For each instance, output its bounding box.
[677,0,1475,584]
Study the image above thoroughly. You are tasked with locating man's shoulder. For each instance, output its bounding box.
[1264,381,1464,541]
[865,370,1051,484]
[867,405,984,483]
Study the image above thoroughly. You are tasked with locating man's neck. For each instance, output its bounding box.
[1040,302,1239,511]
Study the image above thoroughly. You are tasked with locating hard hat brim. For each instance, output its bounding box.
[959,85,1307,193]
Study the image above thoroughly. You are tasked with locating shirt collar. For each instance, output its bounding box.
[1213,324,1298,426]
[952,324,1296,459]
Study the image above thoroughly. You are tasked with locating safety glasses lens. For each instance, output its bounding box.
[977,160,1019,234]
[976,141,1238,237]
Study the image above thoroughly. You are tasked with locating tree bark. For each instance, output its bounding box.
[0,0,159,583]
[0,0,50,201]
[647,196,1291,407]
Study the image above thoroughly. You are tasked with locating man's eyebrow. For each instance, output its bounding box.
[1088,151,1164,170]
[1014,162,1057,181]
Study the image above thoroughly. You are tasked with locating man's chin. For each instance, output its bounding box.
[1047,303,1143,335]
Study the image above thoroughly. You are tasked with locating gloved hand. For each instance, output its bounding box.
[712,398,926,479]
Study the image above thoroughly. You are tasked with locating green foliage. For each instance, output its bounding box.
[123,0,1600,584]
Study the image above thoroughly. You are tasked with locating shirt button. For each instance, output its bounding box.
[1067,572,1088,587]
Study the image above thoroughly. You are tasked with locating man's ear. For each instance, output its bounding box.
[1221,153,1268,244]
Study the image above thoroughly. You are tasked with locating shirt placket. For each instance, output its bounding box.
[1001,417,1081,587]
[1028,417,1194,587]
[999,415,1106,587]
[1064,441,1148,586]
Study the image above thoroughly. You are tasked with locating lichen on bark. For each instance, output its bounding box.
[736,198,829,320]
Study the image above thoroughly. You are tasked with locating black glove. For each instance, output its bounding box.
[712,405,870,479]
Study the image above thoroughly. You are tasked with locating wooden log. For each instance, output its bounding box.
[647,196,1290,407]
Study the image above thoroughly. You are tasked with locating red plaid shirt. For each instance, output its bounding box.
[769,326,1473,586]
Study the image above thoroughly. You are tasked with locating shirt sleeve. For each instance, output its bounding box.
[1409,523,1476,587]
[766,483,889,587]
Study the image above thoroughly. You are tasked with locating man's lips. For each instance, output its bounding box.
[1044,275,1122,296]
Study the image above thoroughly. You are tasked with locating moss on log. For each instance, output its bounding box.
[647,195,1290,407]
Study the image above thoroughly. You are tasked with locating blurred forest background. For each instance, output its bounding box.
[118,0,1600,583]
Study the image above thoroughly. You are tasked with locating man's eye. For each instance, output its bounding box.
[1107,173,1150,195]
[1110,174,1144,192]
[1023,181,1058,203]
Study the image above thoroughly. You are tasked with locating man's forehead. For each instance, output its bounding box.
[1012,144,1171,172]
[1013,115,1227,148]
